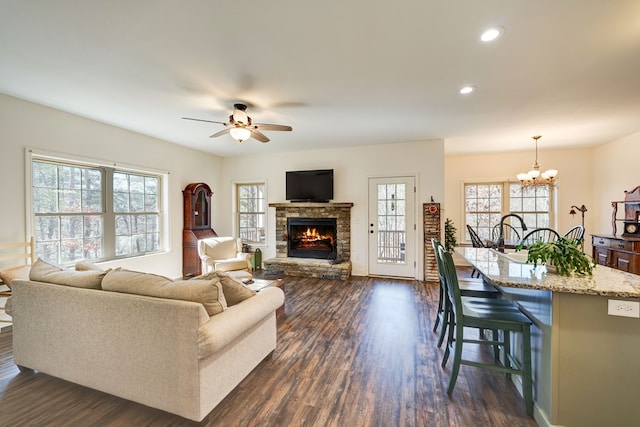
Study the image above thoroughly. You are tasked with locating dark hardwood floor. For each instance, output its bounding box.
[0,274,538,426]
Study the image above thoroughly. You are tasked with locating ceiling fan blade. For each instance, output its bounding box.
[210,128,231,138]
[252,123,293,132]
[250,129,270,143]
[182,117,229,126]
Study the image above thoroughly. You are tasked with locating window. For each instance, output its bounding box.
[113,172,160,256]
[31,155,164,265]
[237,183,266,245]
[464,181,553,243]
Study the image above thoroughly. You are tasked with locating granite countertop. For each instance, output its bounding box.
[455,247,640,298]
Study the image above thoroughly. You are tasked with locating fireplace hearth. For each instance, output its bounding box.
[288,218,337,259]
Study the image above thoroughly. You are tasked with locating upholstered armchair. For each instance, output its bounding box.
[197,237,252,280]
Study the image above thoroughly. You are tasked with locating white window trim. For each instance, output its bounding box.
[233,179,268,247]
[26,147,171,259]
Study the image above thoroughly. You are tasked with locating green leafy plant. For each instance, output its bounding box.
[444,218,458,251]
[516,237,595,276]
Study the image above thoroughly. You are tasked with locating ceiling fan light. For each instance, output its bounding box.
[230,127,251,142]
[481,27,503,42]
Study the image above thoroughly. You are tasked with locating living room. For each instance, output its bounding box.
[2,2,640,426]
[3,92,640,280]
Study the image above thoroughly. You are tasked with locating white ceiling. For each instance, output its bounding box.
[2,1,640,158]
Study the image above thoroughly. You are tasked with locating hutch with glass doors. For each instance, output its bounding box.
[592,185,640,275]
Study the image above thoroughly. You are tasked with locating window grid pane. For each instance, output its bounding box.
[237,183,266,244]
[32,159,163,265]
[464,183,502,242]
[377,183,406,264]
[33,161,105,265]
[508,183,551,229]
[112,172,160,257]
[463,182,553,244]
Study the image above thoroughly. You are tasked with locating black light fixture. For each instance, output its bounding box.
[569,204,588,228]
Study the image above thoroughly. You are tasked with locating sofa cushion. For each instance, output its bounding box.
[192,270,255,306]
[102,269,227,316]
[29,259,106,289]
[0,265,31,288]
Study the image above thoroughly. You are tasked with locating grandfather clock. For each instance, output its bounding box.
[182,183,217,278]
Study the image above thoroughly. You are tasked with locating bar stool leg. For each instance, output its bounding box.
[446,325,465,395]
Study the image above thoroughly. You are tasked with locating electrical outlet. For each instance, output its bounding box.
[607,300,640,318]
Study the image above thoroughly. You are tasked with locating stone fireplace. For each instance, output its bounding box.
[264,202,353,279]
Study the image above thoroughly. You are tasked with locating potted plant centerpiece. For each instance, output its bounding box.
[516,237,595,276]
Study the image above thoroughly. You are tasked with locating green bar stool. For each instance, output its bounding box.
[438,245,534,416]
[431,238,501,348]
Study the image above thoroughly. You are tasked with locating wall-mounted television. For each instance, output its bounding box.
[286,169,334,202]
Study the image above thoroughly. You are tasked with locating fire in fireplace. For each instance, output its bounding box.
[288,218,337,259]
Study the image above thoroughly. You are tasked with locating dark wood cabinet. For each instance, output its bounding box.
[591,234,640,275]
[182,183,217,278]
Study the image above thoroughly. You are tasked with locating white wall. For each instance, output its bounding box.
[445,147,594,243]
[0,94,223,278]
[220,140,445,278]
[6,92,640,279]
[592,131,640,234]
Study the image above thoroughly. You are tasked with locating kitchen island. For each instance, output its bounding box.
[456,247,640,427]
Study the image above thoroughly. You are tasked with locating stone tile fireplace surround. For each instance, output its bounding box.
[264,202,353,279]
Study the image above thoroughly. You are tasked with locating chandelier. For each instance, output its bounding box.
[516,135,558,186]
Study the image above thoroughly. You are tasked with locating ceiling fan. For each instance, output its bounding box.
[182,103,292,143]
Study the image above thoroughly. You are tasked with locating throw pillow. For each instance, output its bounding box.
[29,258,107,289]
[215,270,256,306]
[102,269,227,316]
[75,260,103,271]
[0,265,31,288]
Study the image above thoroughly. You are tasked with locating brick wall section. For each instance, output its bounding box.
[423,203,441,282]
[266,202,354,279]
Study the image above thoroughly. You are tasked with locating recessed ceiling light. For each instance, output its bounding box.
[460,86,476,94]
[481,27,503,42]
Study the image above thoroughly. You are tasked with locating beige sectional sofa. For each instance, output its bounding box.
[9,260,284,422]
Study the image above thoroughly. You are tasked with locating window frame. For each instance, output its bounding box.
[26,148,169,266]
[460,179,556,245]
[234,181,267,246]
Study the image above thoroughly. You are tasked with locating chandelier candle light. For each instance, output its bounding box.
[516,135,558,186]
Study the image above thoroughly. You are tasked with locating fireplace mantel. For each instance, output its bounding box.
[269,202,354,209]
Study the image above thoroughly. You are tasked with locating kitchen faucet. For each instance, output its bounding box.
[496,214,528,252]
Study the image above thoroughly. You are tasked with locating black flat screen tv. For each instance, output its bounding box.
[286,169,334,202]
